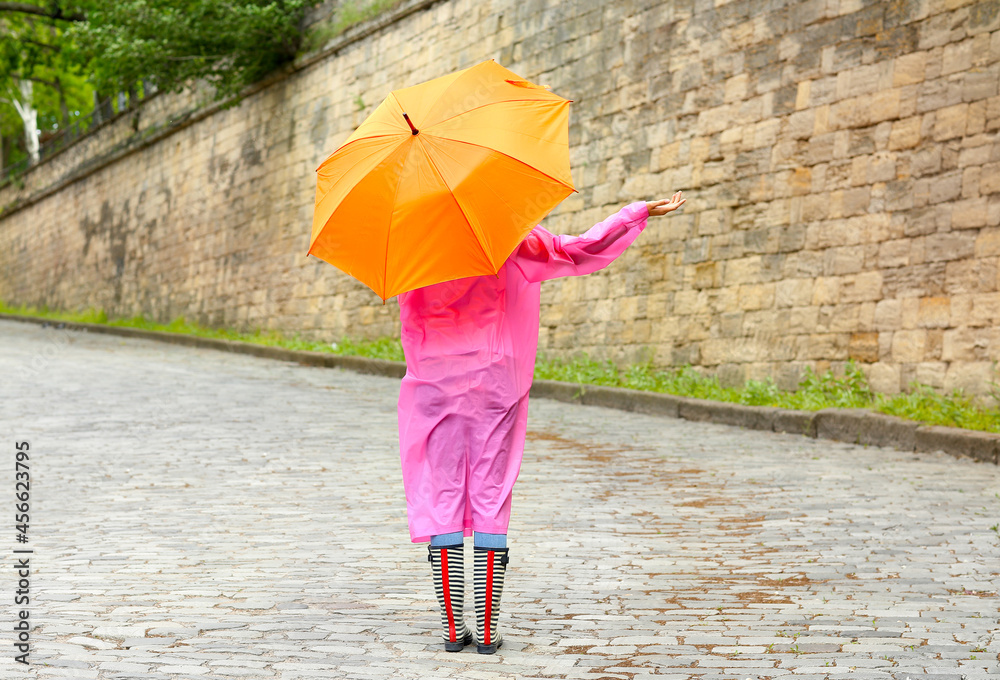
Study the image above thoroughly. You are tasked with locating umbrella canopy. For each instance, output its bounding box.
[308,59,576,301]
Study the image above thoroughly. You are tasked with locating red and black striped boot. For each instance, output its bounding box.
[427,544,473,651]
[473,546,509,654]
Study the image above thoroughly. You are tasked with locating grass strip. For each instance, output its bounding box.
[3,301,998,433]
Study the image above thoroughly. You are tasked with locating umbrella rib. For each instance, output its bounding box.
[427,135,576,192]
[316,134,407,174]
[382,143,412,301]
[311,142,406,255]
[427,139,545,238]
[424,97,565,131]
[419,139,497,273]
[422,138,573,266]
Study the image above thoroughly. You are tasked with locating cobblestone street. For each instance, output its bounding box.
[1,318,998,679]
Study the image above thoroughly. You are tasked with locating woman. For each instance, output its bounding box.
[396,192,686,653]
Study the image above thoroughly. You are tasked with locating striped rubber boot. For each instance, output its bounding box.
[427,544,473,651]
[473,546,509,654]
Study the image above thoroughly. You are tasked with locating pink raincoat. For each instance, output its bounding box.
[396,201,650,542]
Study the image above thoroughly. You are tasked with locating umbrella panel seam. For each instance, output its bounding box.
[421,137,573,268]
[315,133,408,173]
[425,135,576,192]
[382,141,415,301]
[421,98,567,133]
[417,137,498,275]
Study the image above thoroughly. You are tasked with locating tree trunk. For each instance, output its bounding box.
[13,77,40,165]
[53,75,71,129]
[92,89,114,126]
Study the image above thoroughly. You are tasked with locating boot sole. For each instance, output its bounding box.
[445,631,473,652]
[476,638,503,654]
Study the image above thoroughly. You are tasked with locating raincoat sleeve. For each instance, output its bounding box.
[510,201,650,283]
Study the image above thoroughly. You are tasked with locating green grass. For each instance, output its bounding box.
[536,353,1000,433]
[3,301,999,433]
[0,301,404,362]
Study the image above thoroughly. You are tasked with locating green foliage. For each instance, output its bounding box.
[62,0,318,110]
[3,300,999,433]
[738,377,782,406]
[530,350,1000,432]
[0,300,402,361]
[299,0,404,55]
[779,362,874,410]
[0,2,95,170]
[878,384,1000,433]
[330,335,405,361]
[1,0,321,168]
[330,0,404,36]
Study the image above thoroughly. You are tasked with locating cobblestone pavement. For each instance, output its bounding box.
[1,319,999,680]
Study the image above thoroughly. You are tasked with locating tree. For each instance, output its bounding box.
[0,2,91,169]
[0,1,319,172]
[64,1,319,110]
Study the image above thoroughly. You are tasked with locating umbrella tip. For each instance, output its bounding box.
[402,113,419,136]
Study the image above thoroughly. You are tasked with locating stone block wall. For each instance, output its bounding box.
[1,0,999,396]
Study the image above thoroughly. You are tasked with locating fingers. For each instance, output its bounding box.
[646,191,686,216]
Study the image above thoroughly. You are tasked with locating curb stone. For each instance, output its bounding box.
[3,312,997,466]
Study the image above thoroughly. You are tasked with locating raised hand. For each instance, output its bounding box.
[646,191,686,216]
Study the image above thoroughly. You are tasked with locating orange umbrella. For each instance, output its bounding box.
[308,59,576,302]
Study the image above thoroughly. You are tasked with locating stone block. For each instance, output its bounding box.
[892,329,926,362]
[892,51,927,86]
[964,69,999,102]
[969,292,1000,326]
[796,331,848,359]
[787,109,815,139]
[724,256,762,285]
[916,296,950,327]
[812,276,841,304]
[980,162,1000,194]
[962,166,981,198]
[874,299,902,330]
[692,261,720,289]
[941,39,974,76]
[870,88,902,123]
[848,331,879,361]
[830,96,870,129]
[840,271,883,303]
[867,151,896,182]
[924,231,976,262]
[771,408,816,435]
[942,327,991,361]
[944,259,998,292]
[843,186,871,215]
[737,283,775,311]
[915,360,947,387]
[574,383,685,418]
[813,408,869,444]
[945,358,998,397]
[900,296,921,328]
[932,103,968,140]
[878,239,910,268]
[826,244,865,275]
[698,104,735,135]
[974,227,1000,256]
[929,170,962,203]
[866,360,901,393]
[788,305,820,333]
[775,278,814,307]
[859,411,920,450]
[915,424,1000,464]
